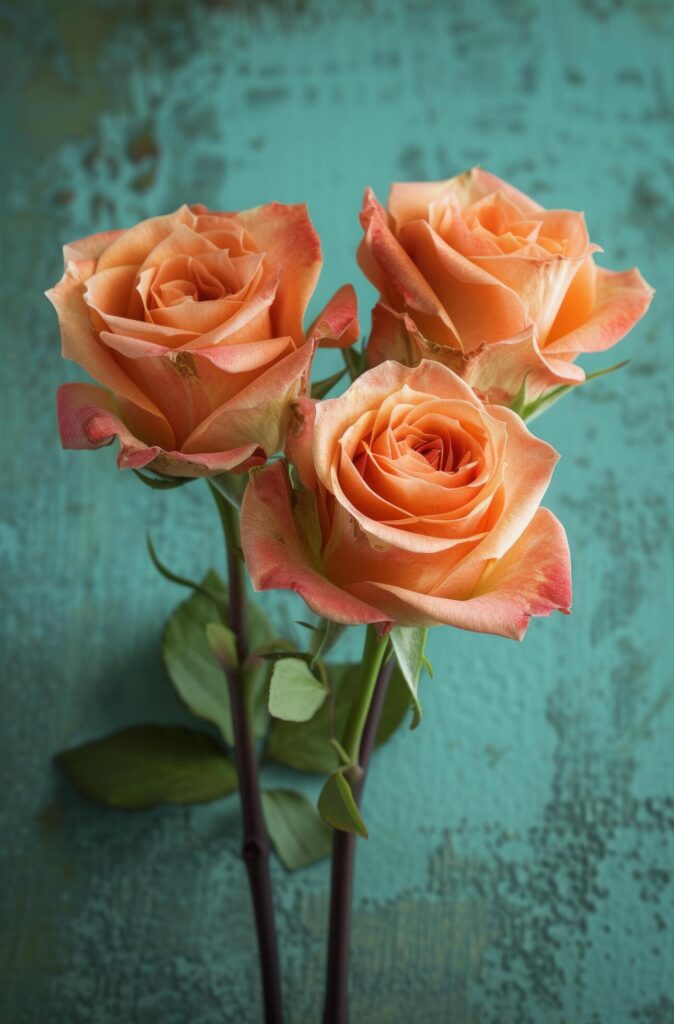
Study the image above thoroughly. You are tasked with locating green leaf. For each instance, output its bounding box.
[520,359,630,422]
[57,725,237,810]
[163,571,276,745]
[318,768,367,838]
[261,789,332,870]
[376,661,417,744]
[341,345,364,381]
[268,658,328,722]
[206,622,238,670]
[310,367,348,400]
[390,627,427,729]
[133,469,194,490]
[266,661,411,773]
[162,572,234,745]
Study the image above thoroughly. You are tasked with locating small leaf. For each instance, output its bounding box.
[163,572,276,745]
[521,359,630,422]
[310,367,348,400]
[268,658,328,722]
[206,622,238,670]
[163,572,234,745]
[584,358,630,383]
[133,469,194,490]
[318,769,367,838]
[341,345,364,382]
[266,661,411,773]
[375,662,417,745]
[261,789,332,870]
[390,626,427,729]
[57,725,237,810]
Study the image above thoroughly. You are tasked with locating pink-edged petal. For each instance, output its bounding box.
[241,461,389,626]
[307,284,360,348]
[181,341,315,457]
[365,303,426,368]
[358,189,457,335]
[234,203,322,343]
[46,266,174,444]
[544,266,654,356]
[57,382,263,478]
[345,506,571,638]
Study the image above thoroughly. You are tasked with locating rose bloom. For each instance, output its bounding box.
[358,168,653,406]
[49,203,358,477]
[241,360,571,639]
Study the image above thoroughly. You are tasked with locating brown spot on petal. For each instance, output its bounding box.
[171,352,197,377]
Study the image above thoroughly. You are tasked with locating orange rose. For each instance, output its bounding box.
[50,203,358,477]
[358,168,653,407]
[241,360,571,639]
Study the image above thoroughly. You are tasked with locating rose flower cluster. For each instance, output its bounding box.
[51,169,652,639]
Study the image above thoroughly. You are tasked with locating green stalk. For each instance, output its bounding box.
[323,625,393,1024]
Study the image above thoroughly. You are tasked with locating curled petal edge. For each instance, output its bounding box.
[57,382,265,478]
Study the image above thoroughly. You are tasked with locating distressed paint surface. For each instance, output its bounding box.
[1,1,673,1021]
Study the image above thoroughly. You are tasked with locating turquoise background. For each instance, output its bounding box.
[2,1,673,1021]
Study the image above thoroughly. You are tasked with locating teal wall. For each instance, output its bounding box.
[2,1,673,1021]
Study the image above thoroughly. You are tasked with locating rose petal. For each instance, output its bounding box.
[95,206,197,272]
[458,325,585,405]
[241,461,389,626]
[365,302,420,368]
[399,219,531,353]
[459,168,544,216]
[234,202,322,343]
[344,506,571,638]
[358,189,457,342]
[307,284,359,348]
[46,266,174,445]
[57,382,263,478]
[63,229,125,264]
[181,341,315,457]
[544,266,654,356]
[285,396,319,490]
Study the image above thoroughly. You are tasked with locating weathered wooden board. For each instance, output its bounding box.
[1,1,672,1021]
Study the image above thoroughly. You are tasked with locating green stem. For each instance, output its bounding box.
[207,480,283,1024]
[341,625,389,762]
[323,626,392,1024]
